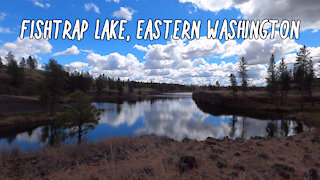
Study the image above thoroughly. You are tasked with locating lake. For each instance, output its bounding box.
[0,92,310,152]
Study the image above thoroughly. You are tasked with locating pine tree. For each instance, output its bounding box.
[306,58,315,106]
[278,58,290,104]
[43,59,68,116]
[6,52,24,85]
[59,91,100,144]
[229,74,238,96]
[27,55,38,71]
[19,57,26,68]
[96,74,105,95]
[238,57,248,94]
[293,45,312,110]
[215,81,220,87]
[266,54,278,103]
[0,57,3,68]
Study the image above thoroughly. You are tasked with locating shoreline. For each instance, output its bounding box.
[192,90,320,128]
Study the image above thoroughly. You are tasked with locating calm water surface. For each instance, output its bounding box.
[0,92,310,152]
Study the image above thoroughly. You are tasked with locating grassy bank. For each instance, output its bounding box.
[0,131,319,179]
[192,90,320,128]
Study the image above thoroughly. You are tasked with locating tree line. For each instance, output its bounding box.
[229,45,317,110]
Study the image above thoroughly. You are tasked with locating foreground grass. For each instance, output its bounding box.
[0,131,319,179]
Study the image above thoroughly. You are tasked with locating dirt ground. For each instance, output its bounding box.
[0,130,319,180]
[0,95,47,116]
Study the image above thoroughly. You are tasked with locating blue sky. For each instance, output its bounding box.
[0,0,319,85]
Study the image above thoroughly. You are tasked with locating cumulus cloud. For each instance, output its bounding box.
[87,52,142,71]
[84,3,100,14]
[112,7,135,21]
[232,35,300,65]
[179,0,320,31]
[30,0,50,8]
[84,36,308,85]
[1,38,52,59]
[133,44,148,52]
[53,45,80,56]
[65,62,89,72]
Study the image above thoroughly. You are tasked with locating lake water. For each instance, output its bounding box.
[0,92,310,152]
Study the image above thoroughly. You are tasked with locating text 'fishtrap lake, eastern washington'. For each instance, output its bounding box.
[0,92,310,152]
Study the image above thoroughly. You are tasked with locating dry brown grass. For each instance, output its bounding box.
[0,131,320,179]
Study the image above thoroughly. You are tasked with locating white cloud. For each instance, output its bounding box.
[0,27,12,34]
[112,7,135,21]
[84,3,100,14]
[231,35,300,65]
[53,45,80,56]
[179,0,320,31]
[1,37,52,58]
[65,62,89,72]
[0,12,7,21]
[87,52,142,71]
[179,0,233,12]
[133,44,148,52]
[30,0,50,8]
[106,0,120,3]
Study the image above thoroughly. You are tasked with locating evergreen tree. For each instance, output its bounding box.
[229,74,238,96]
[117,78,123,96]
[306,58,315,106]
[278,58,290,104]
[43,59,68,116]
[27,55,38,71]
[6,52,24,85]
[19,57,26,68]
[266,54,278,103]
[96,74,105,95]
[0,57,3,68]
[293,45,312,110]
[238,57,248,93]
[215,81,220,87]
[59,91,100,144]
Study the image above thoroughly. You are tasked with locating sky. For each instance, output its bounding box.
[0,0,319,86]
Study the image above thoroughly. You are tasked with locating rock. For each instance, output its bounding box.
[251,136,265,140]
[256,142,264,147]
[216,160,227,169]
[40,169,49,177]
[205,137,217,145]
[233,164,246,171]
[271,163,295,179]
[178,156,198,173]
[229,172,239,180]
[143,166,154,176]
[233,152,241,157]
[31,158,37,164]
[223,136,230,141]
[305,169,318,180]
[209,154,219,161]
[311,137,320,144]
[182,138,191,143]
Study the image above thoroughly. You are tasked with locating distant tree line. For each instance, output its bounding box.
[228,45,317,110]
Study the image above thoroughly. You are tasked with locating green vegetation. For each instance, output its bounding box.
[238,56,248,93]
[42,59,69,116]
[6,52,24,86]
[58,91,100,144]
[229,74,237,96]
[266,54,277,104]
